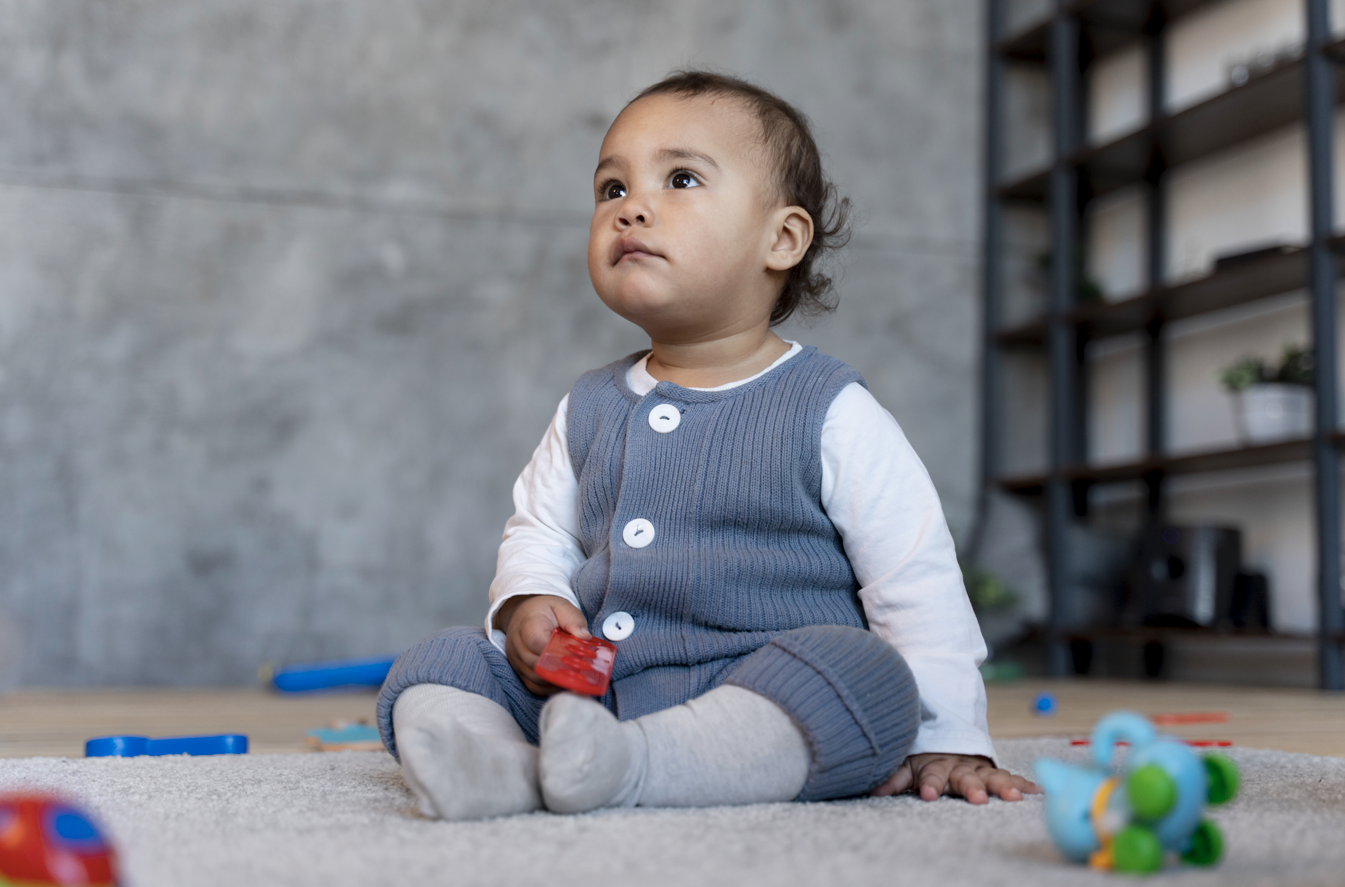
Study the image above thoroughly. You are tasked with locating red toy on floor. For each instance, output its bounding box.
[0,794,119,886]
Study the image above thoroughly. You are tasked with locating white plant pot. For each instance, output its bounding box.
[1232,383,1313,444]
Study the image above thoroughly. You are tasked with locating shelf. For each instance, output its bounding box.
[1039,626,1337,644]
[996,241,1314,346]
[998,45,1345,204]
[996,434,1339,495]
[984,0,1345,687]
[998,0,1222,62]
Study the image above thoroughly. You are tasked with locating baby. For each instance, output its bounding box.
[376,71,1039,820]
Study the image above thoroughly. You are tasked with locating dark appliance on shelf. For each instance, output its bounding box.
[1128,526,1242,630]
[1060,521,1130,630]
[1229,570,1272,631]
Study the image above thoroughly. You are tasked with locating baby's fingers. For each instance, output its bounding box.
[519,616,557,658]
[981,768,1027,801]
[552,601,592,640]
[948,764,990,805]
[868,761,914,797]
[917,760,954,801]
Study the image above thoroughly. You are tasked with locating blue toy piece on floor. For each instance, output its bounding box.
[85,734,248,757]
[1032,692,1057,716]
[268,655,397,692]
[1035,711,1238,874]
[305,723,382,751]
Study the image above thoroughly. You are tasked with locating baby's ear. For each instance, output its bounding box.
[766,206,814,272]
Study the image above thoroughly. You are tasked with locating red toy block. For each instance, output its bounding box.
[534,629,616,697]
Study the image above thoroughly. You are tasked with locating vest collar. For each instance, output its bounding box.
[609,346,817,405]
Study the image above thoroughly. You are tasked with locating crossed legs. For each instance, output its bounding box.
[380,625,921,820]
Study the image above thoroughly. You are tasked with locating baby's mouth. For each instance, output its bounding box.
[611,237,662,266]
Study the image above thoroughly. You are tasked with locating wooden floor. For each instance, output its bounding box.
[1,679,1343,759]
[0,688,379,758]
[987,679,1345,758]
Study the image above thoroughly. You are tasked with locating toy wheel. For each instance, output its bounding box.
[1112,825,1163,874]
[1181,819,1223,866]
[1127,763,1177,820]
[1204,755,1239,805]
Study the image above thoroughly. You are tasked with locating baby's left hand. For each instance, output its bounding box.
[869,753,1041,805]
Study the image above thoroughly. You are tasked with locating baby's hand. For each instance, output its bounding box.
[869,753,1041,805]
[496,594,591,695]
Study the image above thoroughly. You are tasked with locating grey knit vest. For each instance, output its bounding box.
[566,346,868,718]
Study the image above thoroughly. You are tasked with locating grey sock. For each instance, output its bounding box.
[392,683,542,821]
[536,692,646,813]
[537,685,810,813]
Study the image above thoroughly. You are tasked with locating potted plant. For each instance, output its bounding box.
[1220,345,1314,444]
[1035,248,1106,304]
[960,559,1024,679]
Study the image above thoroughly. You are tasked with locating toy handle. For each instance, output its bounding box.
[1090,711,1156,768]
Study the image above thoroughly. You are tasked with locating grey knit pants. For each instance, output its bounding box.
[376,624,920,801]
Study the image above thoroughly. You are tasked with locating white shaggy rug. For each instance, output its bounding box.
[1,738,1343,886]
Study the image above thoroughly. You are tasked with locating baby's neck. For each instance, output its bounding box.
[644,329,791,389]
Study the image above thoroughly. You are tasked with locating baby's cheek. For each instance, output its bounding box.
[586,243,608,286]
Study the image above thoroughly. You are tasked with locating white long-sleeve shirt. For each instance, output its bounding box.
[485,343,995,759]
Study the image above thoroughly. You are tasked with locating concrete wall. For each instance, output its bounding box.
[0,0,985,686]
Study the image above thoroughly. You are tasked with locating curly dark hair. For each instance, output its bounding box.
[631,71,852,326]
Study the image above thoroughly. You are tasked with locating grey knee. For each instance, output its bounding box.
[725,625,921,800]
[376,626,502,759]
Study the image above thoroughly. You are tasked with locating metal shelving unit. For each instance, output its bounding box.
[982,0,1345,688]
[997,434,1345,494]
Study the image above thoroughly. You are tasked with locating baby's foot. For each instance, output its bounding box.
[537,693,646,813]
[397,710,542,821]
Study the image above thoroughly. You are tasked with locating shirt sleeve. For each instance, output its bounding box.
[820,383,995,761]
[484,394,585,652]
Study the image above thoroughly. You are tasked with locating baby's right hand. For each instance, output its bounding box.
[496,594,592,695]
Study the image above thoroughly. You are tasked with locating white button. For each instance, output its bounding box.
[603,611,635,641]
[648,404,682,433]
[622,518,655,549]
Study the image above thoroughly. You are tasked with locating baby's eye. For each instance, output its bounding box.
[599,180,627,201]
[668,170,700,190]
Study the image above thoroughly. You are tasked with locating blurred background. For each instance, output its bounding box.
[3,0,1343,693]
[985,0,1345,689]
[0,1,989,687]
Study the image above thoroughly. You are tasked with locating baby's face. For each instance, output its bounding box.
[587,94,785,342]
